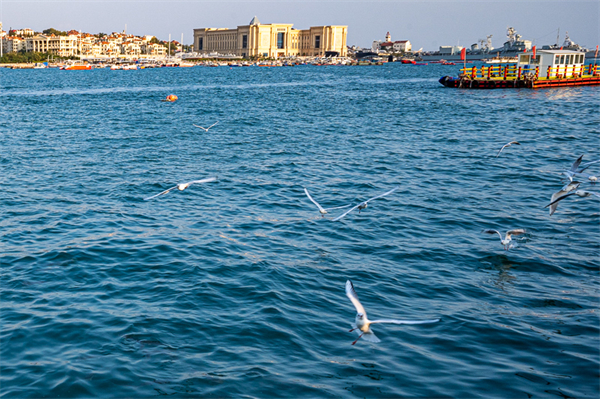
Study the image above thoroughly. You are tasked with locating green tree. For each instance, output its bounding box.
[42,28,67,36]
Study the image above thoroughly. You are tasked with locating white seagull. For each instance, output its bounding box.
[483,229,527,250]
[144,177,217,201]
[548,180,581,216]
[544,190,600,213]
[496,141,520,157]
[345,280,440,345]
[331,186,400,222]
[193,121,219,132]
[304,188,351,217]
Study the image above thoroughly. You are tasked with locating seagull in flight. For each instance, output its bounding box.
[304,188,351,217]
[144,177,217,201]
[483,229,527,250]
[193,122,219,132]
[496,141,520,157]
[548,180,581,216]
[544,190,600,214]
[345,280,439,345]
[331,186,400,222]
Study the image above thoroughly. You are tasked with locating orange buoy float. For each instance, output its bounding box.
[165,94,178,102]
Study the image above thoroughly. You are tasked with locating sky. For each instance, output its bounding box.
[1,0,598,51]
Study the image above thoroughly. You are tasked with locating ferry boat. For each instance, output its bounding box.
[439,49,599,89]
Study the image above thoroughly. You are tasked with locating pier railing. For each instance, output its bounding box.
[460,63,598,80]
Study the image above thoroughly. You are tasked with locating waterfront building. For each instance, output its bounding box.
[372,32,411,53]
[142,42,167,56]
[27,34,78,56]
[193,16,347,58]
[121,41,142,56]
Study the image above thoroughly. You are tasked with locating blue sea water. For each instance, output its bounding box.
[1,63,599,398]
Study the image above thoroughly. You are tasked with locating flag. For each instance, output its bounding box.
[532,46,536,60]
[460,47,466,61]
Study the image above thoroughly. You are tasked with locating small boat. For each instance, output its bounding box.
[61,64,93,70]
[441,61,456,65]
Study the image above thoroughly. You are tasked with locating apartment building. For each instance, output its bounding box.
[2,37,26,53]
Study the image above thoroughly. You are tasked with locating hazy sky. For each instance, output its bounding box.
[1,0,598,51]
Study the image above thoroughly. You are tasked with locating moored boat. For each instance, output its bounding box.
[440,49,599,89]
[61,64,93,70]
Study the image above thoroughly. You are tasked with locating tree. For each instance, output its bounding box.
[43,28,67,36]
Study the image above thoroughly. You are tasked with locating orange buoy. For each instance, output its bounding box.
[165,94,178,102]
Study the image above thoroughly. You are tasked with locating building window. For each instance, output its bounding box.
[277,32,285,49]
[242,35,247,49]
[199,37,203,50]
[315,35,320,49]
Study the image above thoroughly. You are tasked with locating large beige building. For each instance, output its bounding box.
[193,16,347,58]
[27,34,78,57]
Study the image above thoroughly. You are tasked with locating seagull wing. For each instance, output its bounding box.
[144,185,178,201]
[578,159,600,172]
[545,192,576,208]
[187,177,218,185]
[506,229,526,239]
[496,144,508,157]
[589,191,600,198]
[345,280,366,316]
[483,229,503,241]
[331,203,362,221]
[548,189,568,215]
[207,121,219,129]
[364,186,401,204]
[571,154,584,172]
[304,188,326,213]
[370,318,440,325]
[509,141,521,145]
[193,124,208,131]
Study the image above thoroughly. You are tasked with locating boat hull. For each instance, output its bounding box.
[439,75,600,89]
[62,65,93,70]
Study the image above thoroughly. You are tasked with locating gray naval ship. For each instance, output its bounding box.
[418,27,593,62]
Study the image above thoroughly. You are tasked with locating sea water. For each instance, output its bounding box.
[1,63,599,398]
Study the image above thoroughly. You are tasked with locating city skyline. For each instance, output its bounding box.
[1,0,598,51]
